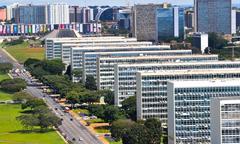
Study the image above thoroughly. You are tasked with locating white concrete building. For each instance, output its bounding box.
[167,80,240,144]
[232,10,237,34]
[136,69,240,123]
[211,97,240,144]
[61,41,153,65]
[96,50,192,90]
[45,37,142,61]
[114,61,240,106]
[46,4,70,24]
[192,33,208,54]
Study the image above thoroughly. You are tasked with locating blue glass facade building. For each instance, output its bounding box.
[194,0,232,34]
[156,7,184,41]
[13,5,46,24]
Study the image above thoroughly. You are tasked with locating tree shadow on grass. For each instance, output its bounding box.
[10,128,55,134]
[20,110,33,114]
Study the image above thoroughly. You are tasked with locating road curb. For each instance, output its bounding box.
[1,48,18,62]
[55,128,69,144]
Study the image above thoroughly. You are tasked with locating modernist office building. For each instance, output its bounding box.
[46,4,69,24]
[136,69,240,123]
[96,50,192,90]
[83,50,191,84]
[83,50,185,83]
[167,80,240,144]
[192,33,208,54]
[131,4,165,41]
[12,4,46,24]
[156,7,185,41]
[211,97,240,144]
[111,55,218,105]
[114,61,240,106]
[45,37,140,60]
[61,41,153,65]
[71,45,171,73]
[194,0,232,34]
[185,10,194,28]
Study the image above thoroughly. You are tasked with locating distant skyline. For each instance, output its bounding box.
[0,0,239,6]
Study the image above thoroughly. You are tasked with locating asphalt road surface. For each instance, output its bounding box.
[0,48,102,144]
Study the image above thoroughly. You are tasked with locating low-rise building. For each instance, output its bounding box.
[192,33,208,54]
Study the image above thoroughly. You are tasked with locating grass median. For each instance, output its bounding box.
[0,74,65,144]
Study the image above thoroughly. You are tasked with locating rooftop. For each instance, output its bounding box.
[138,68,240,76]
[84,50,192,55]
[98,54,218,60]
[168,79,240,88]
[61,41,153,47]
[71,45,171,50]
[116,60,240,67]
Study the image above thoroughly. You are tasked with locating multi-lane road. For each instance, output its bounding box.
[0,48,102,144]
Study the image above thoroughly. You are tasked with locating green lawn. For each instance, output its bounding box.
[0,104,65,144]
[106,137,122,144]
[0,74,10,81]
[0,90,12,101]
[73,109,90,115]
[3,41,44,63]
[86,118,105,123]
[0,74,65,144]
[94,126,110,133]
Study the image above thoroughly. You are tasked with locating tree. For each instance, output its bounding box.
[0,63,13,73]
[78,91,99,104]
[111,119,135,141]
[32,105,50,115]
[121,96,137,121]
[0,78,27,92]
[42,59,65,75]
[22,98,46,110]
[88,104,105,118]
[72,69,83,77]
[103,105,125,123]
[144,118,163,144]
[98,90,114,105]
[38,111,62,130]
[16,114,39,130]
[12,91,33,102]
[208,32,228,49]
[85,75,97,90]
[17,105,62,131]
[66,91,79,108]
[24,58,41,67]
[122,124,150,144]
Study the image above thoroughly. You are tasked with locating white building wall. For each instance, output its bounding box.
[201,33,208,54]
[210,98,222,144]
[47,4,69,24]
[232,10,237,34]
[173,7,179,37]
